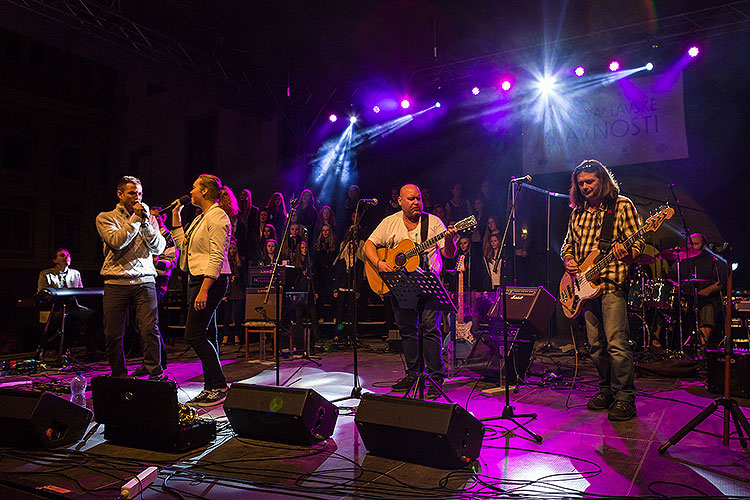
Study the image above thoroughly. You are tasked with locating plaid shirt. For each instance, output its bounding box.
[560,195,643,292]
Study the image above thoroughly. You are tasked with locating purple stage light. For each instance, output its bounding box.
[574,66,585,77]
[372,105,380,114]
[435,101,441,108]
[471,86,480,95]
[609,60,620,72]
[400,99,410,109]
[500,80,512,91]
[688,46,700,58]
[328,114,338,123]
[349,116,357,124]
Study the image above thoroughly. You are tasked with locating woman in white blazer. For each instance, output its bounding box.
[172,174,234,407]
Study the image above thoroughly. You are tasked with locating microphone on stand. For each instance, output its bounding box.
[159,195,191,215]
[510,175,532,184]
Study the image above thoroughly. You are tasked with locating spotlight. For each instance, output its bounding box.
[574,66,585,77]
[471,86,480,96]
[500,80,512,91]
[537,76,556,93]
[435,101,441,108]
[400,99,410,109]
[372,105,380,114]
[328,114,338,123]
[349,116,358,124]
[645,62,654,71]
[688,46,700,58]
[609,60,620,72]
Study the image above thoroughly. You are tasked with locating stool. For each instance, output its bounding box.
[243,321,276,361]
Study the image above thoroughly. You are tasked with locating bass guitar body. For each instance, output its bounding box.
[364,239,420,295]
[559,249,603,319]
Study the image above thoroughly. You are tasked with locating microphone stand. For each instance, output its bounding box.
[332,200,370,402]
[480,180,543,444]
[264,197,299,386]
[659,252,750,453]
[668,184,695,356]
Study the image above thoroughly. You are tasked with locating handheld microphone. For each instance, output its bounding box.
[360,198,378,206]
[159,195,191,215]
[510,175,532,184]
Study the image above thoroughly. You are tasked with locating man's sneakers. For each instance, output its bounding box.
[130,366,149,378]
[587,391,614,411]
[390,375,416,392]
[426,380,443,399]
[587,391,636,421]
[187,387,229,407]
[608,400,637,421]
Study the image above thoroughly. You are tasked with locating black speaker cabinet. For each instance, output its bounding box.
[707,349,750,398]
[0,389,92,449]
[505,286,557,332]
[463,323,535,384]
[92,377,216,452]
[224,384,338,445]
[354,394,484,469]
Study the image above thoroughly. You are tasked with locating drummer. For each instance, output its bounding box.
[667,233,728,348]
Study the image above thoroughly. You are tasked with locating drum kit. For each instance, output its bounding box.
[627,247,707,354]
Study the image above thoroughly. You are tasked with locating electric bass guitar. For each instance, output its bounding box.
[454,255,474,344]
[365,215,477,294]
[559,205,674,319]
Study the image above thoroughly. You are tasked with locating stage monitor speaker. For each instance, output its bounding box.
[706,349,750,398]
[354,393,484,469]
[245,292,278,322]
[0,389,92,449]
[505,286,557,332]
[224,384,338,445]
[91,377,216,452]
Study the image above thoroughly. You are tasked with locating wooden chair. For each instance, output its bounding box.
[243,321,276,361]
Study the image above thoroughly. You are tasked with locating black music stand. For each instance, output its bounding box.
[381,269,457,401]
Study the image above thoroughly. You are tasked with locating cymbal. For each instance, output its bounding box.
[682,278,710,283]
[657,247,701,261]
[633,254,656,265]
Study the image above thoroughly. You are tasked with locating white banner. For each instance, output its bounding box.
[522,72,688,174]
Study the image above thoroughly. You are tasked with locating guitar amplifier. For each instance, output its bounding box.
[246,265,297,292]
[505,286,557,332]
[706,349,750,398]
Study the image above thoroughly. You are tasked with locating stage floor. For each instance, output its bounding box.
[1,338,749,499]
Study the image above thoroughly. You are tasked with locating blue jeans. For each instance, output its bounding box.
[393,303,444,381]
[583,290,635,402]
[185,274,229,390]
[103,282,162,378]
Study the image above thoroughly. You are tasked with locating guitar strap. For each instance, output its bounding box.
[420,212,430,270]
[597,199,617,253]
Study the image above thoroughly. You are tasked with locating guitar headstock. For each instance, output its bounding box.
[455,215,478,232]
[455,254,465,272]
[643,205,674,233]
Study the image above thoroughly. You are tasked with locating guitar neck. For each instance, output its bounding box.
[405,229,448,259]
[584,224,647,280]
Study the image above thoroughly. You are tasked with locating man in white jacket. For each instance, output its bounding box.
[96,176,166,379]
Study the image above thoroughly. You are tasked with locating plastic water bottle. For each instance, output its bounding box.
[70,371,87,407]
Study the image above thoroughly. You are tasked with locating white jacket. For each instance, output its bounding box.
[173,203,231,279]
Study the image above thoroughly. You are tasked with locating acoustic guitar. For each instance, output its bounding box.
[365,215,477,294]
[558,205,674,319]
